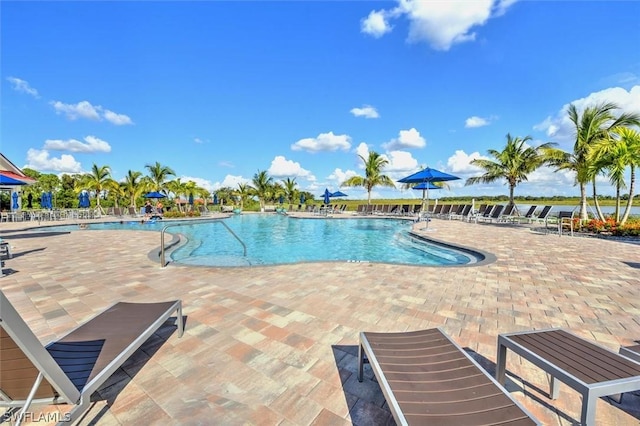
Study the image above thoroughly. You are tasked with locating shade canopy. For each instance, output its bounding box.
[0,175,29,185]
[143,191,167,199]
[330,191,348,197]
[78,192,90,208]
[11,192,19,210]
[299,194,305,204]
[398,167,460,184]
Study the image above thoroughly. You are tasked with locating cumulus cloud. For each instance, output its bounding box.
[291,132,351,153]
[6,77,39,98]
[43,135,111,153]
[216,174,251,190]
[383,150,420,174]
[50,100,133,125]
[465,116,491,128]
[382,128,426,150]
[534,85,640,144]
[446,150,486,174]
[268,155,314,179]
[361,0,518,51]
[24,148,83,173]
[103,109,134,125]
[354,142,370,163]
[350,105,380,119]
[328,168,359,185]
[179,176,216,193]
[361,10,393,38]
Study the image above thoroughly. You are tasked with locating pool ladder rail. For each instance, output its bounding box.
[160,220,247,267]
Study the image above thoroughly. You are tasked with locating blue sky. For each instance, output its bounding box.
[2,1,640,201]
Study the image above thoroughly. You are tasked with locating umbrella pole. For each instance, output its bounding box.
[424,186,430,230]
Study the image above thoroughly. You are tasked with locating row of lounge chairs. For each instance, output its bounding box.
[355,204,422,216]
[360,326,640,426]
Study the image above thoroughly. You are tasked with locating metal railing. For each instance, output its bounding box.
[160,219,247,267]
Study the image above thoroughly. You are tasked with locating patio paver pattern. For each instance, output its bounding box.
[1,214,640,425]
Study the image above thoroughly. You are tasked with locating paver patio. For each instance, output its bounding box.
[1,214,639,425]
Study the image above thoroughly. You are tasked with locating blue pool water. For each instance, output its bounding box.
[38,215,475,267]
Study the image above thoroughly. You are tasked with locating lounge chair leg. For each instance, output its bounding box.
[358,344,364,382]
[550,375,560,399]
[496,341,507,384]
[176,302,184,337]
[581,390,596,426]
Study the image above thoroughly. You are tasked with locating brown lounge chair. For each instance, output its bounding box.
[0,291,184,425]
[358,327,539,425]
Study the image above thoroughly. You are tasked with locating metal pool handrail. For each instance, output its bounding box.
[160,220,247,267]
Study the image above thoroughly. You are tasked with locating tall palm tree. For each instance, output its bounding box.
[341,151,395,205]
[81,164,115,212]
[465,134,557,207]
[590,127,640,225]
[122,170,143,208]
[282,178,298,204]
[165,178,186,212]
[550,102,640,221]
[144,161,176,194]
[236,183,252,209]
[252,170,273,211]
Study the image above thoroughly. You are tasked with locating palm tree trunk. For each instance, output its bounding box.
[591,179,605,221]
[508,184,515,207]
[615,184,621,222]
[579,183,588,221]
[621,166,636,225]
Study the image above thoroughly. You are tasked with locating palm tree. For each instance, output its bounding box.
[165,178,186,212]
[81,164,115,212]
[465,134,557,207]
[550,102,640,221]
[282,178,298,204]
[590,127,640,225]
[252,170,273,211]
[144,161,176,194]
[341,151,395,205]
[122,170,143,208]
[236,183,252,209]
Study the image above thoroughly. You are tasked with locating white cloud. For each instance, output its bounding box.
[535,85,640,144]
[382,128,426,150]
[24,148,83,173]
[354,142,370,164]
[103,109,134,125]
[350,105,380,119]
[361,0,518,51]
[446,149,486,174]
[50,100,133,125]
[291,132,351,153]
[6,77,39,98]
[43,135,111,153]
[328,168,358,185]
[179,176,216,193]
[215,174,251,190]
[268,155,314,179]
[465,116,490,128]
[383,150,420,174]
[360,10,393,38]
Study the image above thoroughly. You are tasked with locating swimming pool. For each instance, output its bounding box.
[38,215,477,267]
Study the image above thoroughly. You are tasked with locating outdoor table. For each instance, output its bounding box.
[496,328,640,426]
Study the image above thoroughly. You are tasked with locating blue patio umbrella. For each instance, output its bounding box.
[299,194,305,204]
[213,193,219,205]
[188,194,194,205]
[47,191,53,209]
[144,191,167,199]
[279,195,284,205]
[330,190,348,198]
[399,167,459,227]
[11,192,19,210]
[79,192,90,208]
[323,188,331,205]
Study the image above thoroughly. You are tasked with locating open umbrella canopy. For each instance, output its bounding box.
[330,190,348,197]
[143,191,167,199]
[398,167,460,184]
[11,192,19,210]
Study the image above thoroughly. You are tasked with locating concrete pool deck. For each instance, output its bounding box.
[1,214,640,425]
